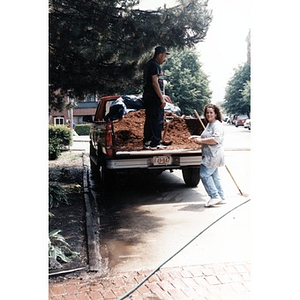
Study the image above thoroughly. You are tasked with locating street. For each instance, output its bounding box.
[90,123,251,275]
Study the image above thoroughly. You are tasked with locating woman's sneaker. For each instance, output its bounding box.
[205,196,222,207]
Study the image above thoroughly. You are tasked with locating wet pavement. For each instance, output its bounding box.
[91,151,251,275]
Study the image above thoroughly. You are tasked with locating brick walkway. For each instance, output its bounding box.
[49,261,250,299]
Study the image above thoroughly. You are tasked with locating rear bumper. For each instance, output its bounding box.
[106,153,202,170]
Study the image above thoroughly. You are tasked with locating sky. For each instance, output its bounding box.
[139,0,250,103]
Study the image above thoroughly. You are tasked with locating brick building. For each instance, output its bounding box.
[49,95,98,126]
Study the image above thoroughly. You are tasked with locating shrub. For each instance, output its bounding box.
[75,124,91,135]
[49,229,80,269]
[49,182,69,209]
[49,125,72,160]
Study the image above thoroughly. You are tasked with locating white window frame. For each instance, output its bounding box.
[54,117,64,126]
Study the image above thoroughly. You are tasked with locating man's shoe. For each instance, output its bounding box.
[150,144,167,150]
[205,197,222,207]
[143,141,151,149]
[161,141,172,146]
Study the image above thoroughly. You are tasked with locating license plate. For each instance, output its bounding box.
[153,156,172,166]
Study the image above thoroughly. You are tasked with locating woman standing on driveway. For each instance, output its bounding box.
[189,104,225,207]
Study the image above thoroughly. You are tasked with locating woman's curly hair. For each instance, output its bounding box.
[203,104,223,122]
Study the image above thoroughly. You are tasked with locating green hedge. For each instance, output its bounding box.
[75,124,91,135]
[49,126,72,160]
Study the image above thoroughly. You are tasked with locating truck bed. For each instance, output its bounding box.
[113,111,204,152]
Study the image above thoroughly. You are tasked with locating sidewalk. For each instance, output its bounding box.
[49,261,250,299]
[70,135,90,153]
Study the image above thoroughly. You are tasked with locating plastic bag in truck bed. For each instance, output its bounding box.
[122,95,145,111]
[104,95,181,121]
[104,98,126,121]
[164,102,181,116]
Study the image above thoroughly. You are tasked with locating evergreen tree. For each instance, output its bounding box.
[164,49,211,115]
[49,0,212,109]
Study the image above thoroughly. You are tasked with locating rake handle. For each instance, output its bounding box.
[193,109,206,130]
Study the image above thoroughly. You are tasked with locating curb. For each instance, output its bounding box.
[82,154,102,272]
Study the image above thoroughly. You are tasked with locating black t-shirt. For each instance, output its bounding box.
[143,58,164,99]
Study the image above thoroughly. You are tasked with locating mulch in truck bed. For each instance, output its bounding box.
[113,110,200,151]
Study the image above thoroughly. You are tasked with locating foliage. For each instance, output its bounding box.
[49,125,72,160]
[49,229,80,267]
[49,182,69,209]
[66,183,82,194]
[75,124,91,135]
[164,48,211,115]
[241,80,251,110]
[223,62,251,116]
[49,0,212,109]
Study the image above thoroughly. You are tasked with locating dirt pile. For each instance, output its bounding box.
[113,110,200,151]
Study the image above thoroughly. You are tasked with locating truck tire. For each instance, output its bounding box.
[97,148,114,189]
[99,164,114,189]
[182,167,200,187]
[90,143,100,177]
[89,143,113,188]
[90,157,100,177]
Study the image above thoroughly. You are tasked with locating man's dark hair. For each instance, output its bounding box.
[154,46,169,56]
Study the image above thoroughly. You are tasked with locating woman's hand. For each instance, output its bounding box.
[189,136,217,145]
[189,136,202,144]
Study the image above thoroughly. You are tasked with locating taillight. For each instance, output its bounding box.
[105,122,113,157]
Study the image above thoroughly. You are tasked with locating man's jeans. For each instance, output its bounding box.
[143,97,164,147]
[200,164,225,199]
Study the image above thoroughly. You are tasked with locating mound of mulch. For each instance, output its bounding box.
[113,110,200,151]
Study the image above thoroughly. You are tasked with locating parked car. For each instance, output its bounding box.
[244,119,251,130]
[223,115,229,123]
[234,115,248,127]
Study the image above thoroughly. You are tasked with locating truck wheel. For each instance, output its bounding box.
[90,143,100,177]
[182,167,200,187]
[90,157,100,177]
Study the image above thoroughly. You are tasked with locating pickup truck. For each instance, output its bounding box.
[89,95,204,188]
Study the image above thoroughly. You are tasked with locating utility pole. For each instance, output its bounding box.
[67,89,75,145]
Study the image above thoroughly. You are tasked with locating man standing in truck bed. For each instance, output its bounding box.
[143,46,170,150]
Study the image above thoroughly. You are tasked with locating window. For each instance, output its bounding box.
[84,94,97,102]
[54,117,64,125]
